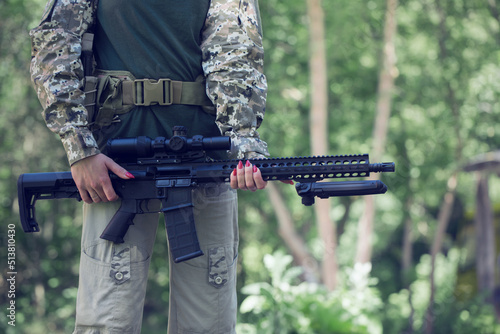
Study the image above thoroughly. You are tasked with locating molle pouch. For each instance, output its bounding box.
[93,70,135,128]
[82,32,98,123]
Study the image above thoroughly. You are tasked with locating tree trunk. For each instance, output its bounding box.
[306,0,338,290]
[402,199,415,333]
[487,0,500,44]
[425,173,458,334]
[266,182,320,282]
[474,173,495,294]
[425,0,465,331]
[355,0,398,264]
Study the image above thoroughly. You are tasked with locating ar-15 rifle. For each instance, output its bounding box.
[17,126,395,263]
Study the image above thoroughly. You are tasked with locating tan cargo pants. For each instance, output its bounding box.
[72,184,238,334]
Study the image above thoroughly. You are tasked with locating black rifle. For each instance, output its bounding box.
[17,127,395,263]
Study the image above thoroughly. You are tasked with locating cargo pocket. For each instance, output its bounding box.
[208,246,237,289]
[82,241,138,285]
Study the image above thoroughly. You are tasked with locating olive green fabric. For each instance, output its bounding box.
[93,0,225,159]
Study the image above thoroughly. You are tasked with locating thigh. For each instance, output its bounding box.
[75,201,160,334]
[167,184,238,334]
[81,200,160,267]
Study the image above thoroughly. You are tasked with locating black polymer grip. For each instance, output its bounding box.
[295,180,388,206]
[99,199,137,243]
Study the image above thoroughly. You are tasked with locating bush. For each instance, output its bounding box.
[238,251,383,334]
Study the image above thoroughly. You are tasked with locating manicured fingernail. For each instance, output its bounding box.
[233,168,237,176]
[125,172,135,179]
[253,165,258,173]
[246,160,251,167]
[238,161,243,169]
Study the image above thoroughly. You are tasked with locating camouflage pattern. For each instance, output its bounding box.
[202,0,269,159]
[208,246,229,288]
[109,246,131,285]
[30,0,100,165]
[30,0,269,165]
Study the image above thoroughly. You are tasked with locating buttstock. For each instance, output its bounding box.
[17,174,40,232]
[17,172,80,233]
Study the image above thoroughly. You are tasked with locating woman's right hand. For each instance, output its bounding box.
[70,153,134,204]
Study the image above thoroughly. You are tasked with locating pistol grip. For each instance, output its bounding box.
[100,199,136,243]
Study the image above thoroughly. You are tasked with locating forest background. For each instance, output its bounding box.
[1,0,500,333]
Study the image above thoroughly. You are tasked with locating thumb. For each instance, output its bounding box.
[105,158,135,180]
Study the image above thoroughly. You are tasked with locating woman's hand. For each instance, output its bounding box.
[230,160,266,191]
[230,160,293,191]
[71,153,134,203]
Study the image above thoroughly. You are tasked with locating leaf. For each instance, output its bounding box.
[240,295,267,314]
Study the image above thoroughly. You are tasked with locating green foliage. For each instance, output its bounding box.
[238,252,383,334]
[383,249,500,334]
[1,0,500,333]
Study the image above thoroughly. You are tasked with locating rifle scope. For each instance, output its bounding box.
[107,126,231,160]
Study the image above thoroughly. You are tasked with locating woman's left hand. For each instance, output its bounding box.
[230,160,293,191]
[230,160,267,191]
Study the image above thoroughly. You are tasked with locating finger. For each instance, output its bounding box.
[89,192,102,203]
[73,178,95,204]
[79,189,93,204]
[98,176,119,202]
[101,157,134,201]
[252,165,268,190]
[230,168,238,189]
[236,160,247,190]
[106,158,135,180]
[244,161,257,191]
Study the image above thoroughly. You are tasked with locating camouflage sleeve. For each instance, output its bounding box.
[201,0,270,159]
[29,0,99,166]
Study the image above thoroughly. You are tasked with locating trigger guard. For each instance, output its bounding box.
[138,199,161,214]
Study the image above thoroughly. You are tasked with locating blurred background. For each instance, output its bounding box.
[1,0,500,333]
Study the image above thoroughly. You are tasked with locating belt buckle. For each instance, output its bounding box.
[134,78,173,106]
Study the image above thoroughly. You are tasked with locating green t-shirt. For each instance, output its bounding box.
[94,0,226,159]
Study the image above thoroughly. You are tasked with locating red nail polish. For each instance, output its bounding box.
[125,172,135,179]
[238,161,243,169]
[246,160,251,167]
[233,168,237,176]
[253,165,258,173]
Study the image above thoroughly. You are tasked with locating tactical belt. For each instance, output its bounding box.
[85,70,215,129]
[122,78,213,107]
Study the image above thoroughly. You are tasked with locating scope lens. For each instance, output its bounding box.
[107,136,153,159]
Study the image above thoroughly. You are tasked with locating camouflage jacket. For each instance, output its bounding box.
[30,0,269,165]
